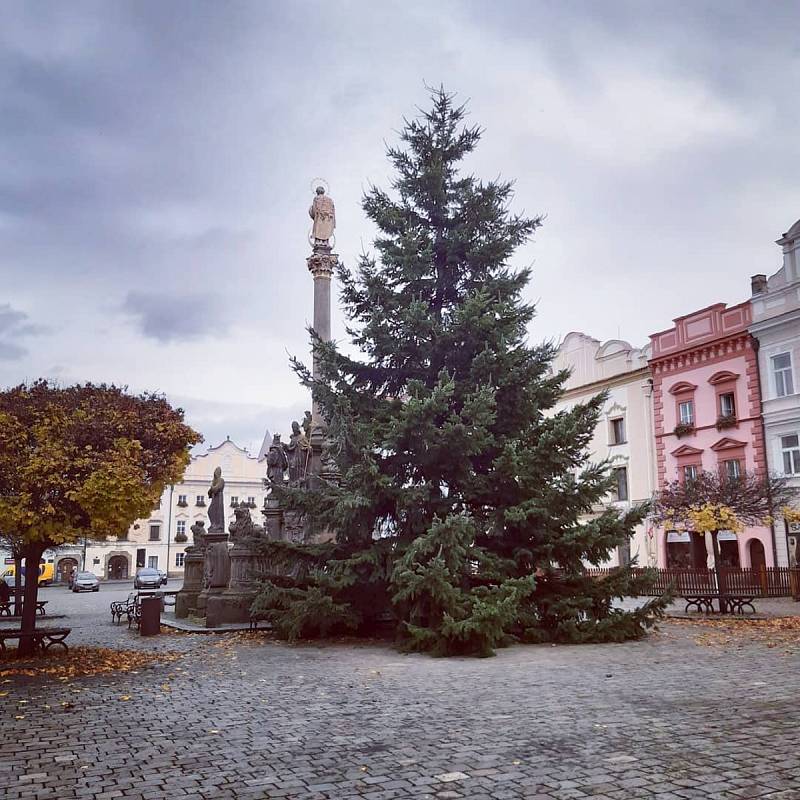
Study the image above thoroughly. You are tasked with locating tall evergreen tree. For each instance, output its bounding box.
[252,89,664,655]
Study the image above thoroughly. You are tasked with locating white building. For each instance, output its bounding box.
[552,333,657,567]
[44,438,270,582]
[750,217,800,567]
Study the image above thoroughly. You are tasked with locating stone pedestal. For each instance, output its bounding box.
[212,544,270,624]
[176,521,206,619]
[175,551,204,618]
[263,500,283,541]
[198,527,231,628]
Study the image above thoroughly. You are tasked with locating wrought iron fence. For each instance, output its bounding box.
[585,566,800,599]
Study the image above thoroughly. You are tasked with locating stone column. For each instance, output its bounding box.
[176,521,206,619]
[198,527,231,627]
[307,244,338,477]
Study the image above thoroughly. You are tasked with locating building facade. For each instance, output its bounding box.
[750,218,800,566]
[552,332,657,567]
[33,439,269,582]
[649,301,773,569]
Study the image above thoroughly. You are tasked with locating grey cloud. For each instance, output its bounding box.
[0,340,27,361]
[0,303,47,361]
[122,291,227,343]
[1,0,799,439]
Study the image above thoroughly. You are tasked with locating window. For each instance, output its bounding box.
[679,401,694,425]
[613,467,628,501]
[783,434,800,475]
[176,520,186,537]
[610,418,626,445]
[195,494,205,506]
[724,459,741,480]
[247,496,256,507]
[683,464,698,483]
[773,353,795,398]
[152,499,161,510]
[177,494,187,506]
[149,524,160,541]
[175,553,185,568]
[719,393,736,417]
[147,555,158,569]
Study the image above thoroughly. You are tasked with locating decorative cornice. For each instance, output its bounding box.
[670,444,704,457]
[557,366,651,401]
[649,331,753,377]
[708,370,740,385]
[710,436,747,452]
[668,381,697,395]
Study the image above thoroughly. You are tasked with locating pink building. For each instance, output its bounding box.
[649,301,772,569]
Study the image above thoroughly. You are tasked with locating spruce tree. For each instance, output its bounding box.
[252,88,664,655]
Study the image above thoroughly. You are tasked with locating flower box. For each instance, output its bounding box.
[673,422,695,438]
[716,414,737,430]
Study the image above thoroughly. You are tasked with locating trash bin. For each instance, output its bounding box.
[139,596,161,636]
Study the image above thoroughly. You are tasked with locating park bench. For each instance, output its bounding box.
[0,627,71,653]
[249,611,270,631]
[110,594,137,625]
[684,594,756,615]
[0,600,48,617]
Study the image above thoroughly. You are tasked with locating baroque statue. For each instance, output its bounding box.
[302,409,313,439]
[207,466,225,531]
[188,520,206,554]
[266,434,289,488]
[309,186,335,245]
[284,420,311,485]
[229,504,263,545]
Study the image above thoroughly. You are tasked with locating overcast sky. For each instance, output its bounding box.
[2,1,799,453]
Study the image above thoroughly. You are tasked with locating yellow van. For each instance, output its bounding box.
[1,561,54,586]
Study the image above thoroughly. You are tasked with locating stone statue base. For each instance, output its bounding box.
[175,551,204,619]
[207,544,270,625]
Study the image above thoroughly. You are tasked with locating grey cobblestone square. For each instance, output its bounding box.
[2,597,800,799]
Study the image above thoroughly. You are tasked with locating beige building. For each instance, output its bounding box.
[750,217,800,566]
[552,333,657,567]
[52,438,270,582]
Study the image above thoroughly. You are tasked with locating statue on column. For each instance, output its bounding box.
[309,186,335,245]
[284,421,311,485]
[266,434,288,488]
[207,466,225,531]
[302,410,313,440]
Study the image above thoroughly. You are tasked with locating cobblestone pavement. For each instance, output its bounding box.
[2,618,800,800]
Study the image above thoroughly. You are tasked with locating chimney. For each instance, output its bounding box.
[751,274,767,296]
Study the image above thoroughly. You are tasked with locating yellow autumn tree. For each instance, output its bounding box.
[0,381,201,655]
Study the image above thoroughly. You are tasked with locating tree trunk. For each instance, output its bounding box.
[17,543,45,657]
[13,554,23,616]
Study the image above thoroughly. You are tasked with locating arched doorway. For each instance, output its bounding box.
[107,555,129,580]
[56,557,79,584]
[749,539,766,572]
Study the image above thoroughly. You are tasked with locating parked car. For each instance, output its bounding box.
[72,571,100,592]
[157,569,168,586]
[134,568,162,590]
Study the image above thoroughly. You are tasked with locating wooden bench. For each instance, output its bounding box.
[684,595,756,615]
[0,600,48,617]
[0,627,71,653]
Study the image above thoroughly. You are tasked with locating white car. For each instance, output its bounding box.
[72,571,100,592]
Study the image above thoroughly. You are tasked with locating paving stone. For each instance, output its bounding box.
[2,616,800,800]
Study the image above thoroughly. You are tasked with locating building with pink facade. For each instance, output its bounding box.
[649,301,773,569]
